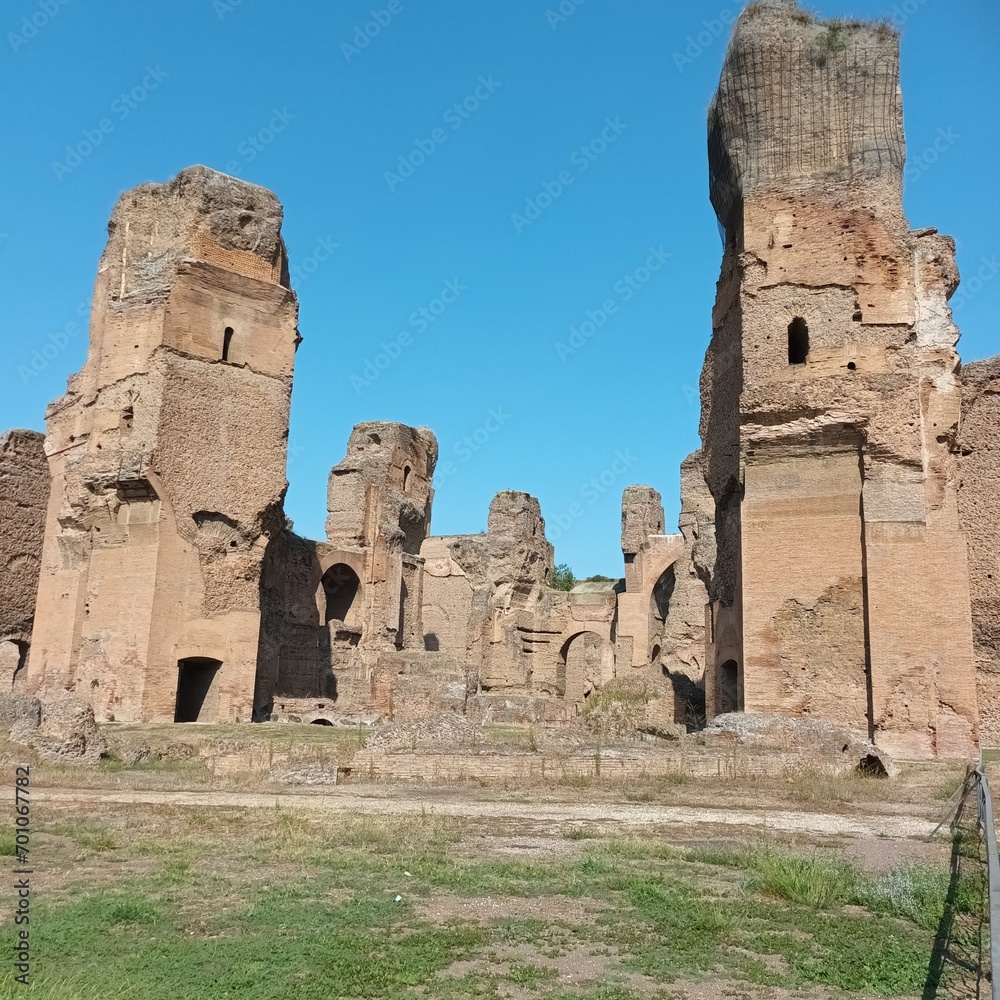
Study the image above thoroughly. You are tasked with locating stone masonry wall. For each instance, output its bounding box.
[0,430,49,688]
[960,356,1000,744]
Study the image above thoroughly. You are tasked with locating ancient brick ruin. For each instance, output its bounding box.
[700,0,983,760]
[2,1,995,759]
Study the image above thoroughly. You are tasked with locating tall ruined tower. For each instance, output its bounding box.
[701,1,979,758]
[27,166,299,723]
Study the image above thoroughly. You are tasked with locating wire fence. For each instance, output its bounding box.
[974,759,1000,1000]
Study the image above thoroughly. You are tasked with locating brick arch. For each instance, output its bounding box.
[559,630,615,704]
[316,548,365,581]
[640,550,682,605]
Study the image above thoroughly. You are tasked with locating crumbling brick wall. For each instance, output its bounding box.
[700,0,979,758]
[960,356,1000,744]
[0,430,49,688]
[26,166,299,723]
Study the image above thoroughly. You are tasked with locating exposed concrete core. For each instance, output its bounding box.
[700,0,980,759]
[959,356,1000,743]
[3,6,995,757]
[0,430,49,690]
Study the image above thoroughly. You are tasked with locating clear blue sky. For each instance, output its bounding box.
[2,0,997,577]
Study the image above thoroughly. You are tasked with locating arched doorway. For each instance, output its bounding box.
[719,659,741,714]
[321,564,361,625]
[560,632,607,705]
[174,657,222,723]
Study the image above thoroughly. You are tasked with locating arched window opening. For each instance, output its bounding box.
[650,566,676,623]
[322,563,361,624]
[719,659,740,714]
[788,318,809,365]
[222,327,235,362]
[402,465,411,493]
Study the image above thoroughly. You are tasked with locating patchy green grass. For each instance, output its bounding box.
[0,808,976,999]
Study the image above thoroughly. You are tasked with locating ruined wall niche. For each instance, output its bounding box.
[787,317,809,364]
[719,659,740,713]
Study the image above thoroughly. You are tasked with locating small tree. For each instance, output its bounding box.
[550,564,575,592]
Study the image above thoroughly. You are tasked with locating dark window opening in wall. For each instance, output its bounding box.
[788,317,809,365]
[650,565,676,622]
[322,563,361,624]
[719,659,740,714]
[174,657,222,722]
[11,640,29,689]
[396,578,409,648]
[222,327,235,362]
[847,361,857,371]
[402,465,411,493]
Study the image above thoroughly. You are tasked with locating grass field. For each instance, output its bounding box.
[0,792,984,1000]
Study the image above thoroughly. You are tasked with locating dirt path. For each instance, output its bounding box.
[39,786,938,839]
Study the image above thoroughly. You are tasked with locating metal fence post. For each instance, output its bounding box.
[974,758,1000,1000]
